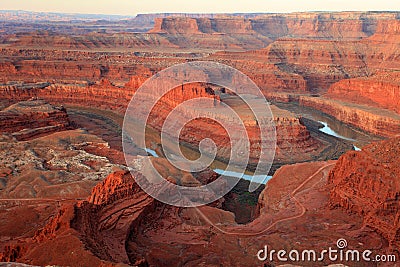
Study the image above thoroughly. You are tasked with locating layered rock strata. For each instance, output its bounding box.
[329,137,400,251]
[328,72,400,114]
[0,99,70,140]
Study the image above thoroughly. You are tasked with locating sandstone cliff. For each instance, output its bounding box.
[72,170,156,264]
[328,72,400,114]
[208,16,400,93]
[329,137,400,250]
[149,12,398,39]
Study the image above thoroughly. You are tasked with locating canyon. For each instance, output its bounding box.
[0,14,398,138]
[0,10,399,267]
[0,80,346,169]
[3,138,399,266]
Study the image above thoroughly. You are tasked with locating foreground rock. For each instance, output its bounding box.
[4,138,399,265]
[329,137,400,251]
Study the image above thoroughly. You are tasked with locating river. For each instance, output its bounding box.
[145,147,273,184]
[318,121,361,150]
[68,105,375,186]
[274,102,381,151]
[143,102,382,184]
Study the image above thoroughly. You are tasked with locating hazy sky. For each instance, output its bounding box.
[1,0,399,15]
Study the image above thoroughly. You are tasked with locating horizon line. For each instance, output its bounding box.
[0,9,398,18]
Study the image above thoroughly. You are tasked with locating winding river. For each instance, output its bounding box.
[144,147,273,184]
[318,121,361,150]
[68,104,378,186]
[274,102,381,150]
[143,102,382,184]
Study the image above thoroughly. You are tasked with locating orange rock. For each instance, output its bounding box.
[328,72,400,114]
[0,99,70,140]
[329,137,400,251]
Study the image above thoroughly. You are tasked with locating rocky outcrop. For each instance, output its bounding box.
[275,116,316,154]
[15,203,118,266]
[72,170,156,264]
[210,51,308,92]
[329,137,400,250]
[0,99,70,140]
[1,80,133,114]
[0,128,122,199]
[150,17,256,34]
[150,17,202,34]
[8,170,156,266]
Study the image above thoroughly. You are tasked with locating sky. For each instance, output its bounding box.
[1,0,399,16]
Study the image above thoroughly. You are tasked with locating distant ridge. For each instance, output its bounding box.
[0,10,398,35]
[0,10,134,21]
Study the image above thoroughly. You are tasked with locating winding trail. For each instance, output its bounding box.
[194,162,336,237]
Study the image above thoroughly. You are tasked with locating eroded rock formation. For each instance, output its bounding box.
[2,137,399,266]
[329,137,400,250]
[0,81,327,167]
[0,128,123,199]
[0,11,399,266]
[0,99,70,140]
[148,12,398,39]
[72,170,156,264]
